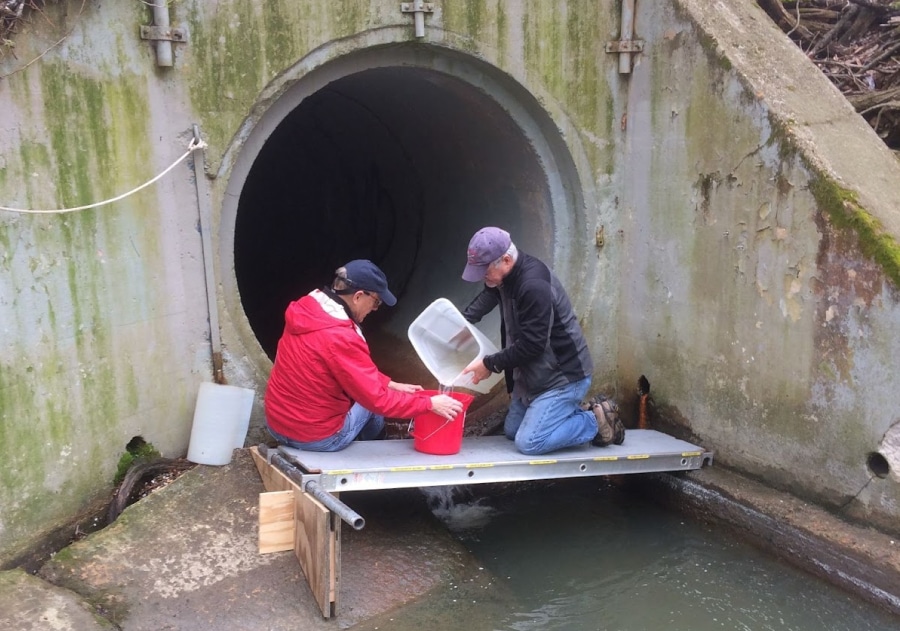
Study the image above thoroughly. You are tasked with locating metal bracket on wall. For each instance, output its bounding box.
[139,25,188,43]
[400,1,434,38]
[605,40,644,54]
[605,39,644,74]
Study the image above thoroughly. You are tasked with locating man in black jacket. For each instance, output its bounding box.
[460,227,624,455]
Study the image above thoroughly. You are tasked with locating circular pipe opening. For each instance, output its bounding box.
[866,452,890,479]
[234,64,556,389]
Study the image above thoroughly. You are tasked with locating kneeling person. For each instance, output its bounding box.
[265,259,463,451]
[459,227,624,455]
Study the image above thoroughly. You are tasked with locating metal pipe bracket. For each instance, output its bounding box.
[605,40,644,53]
[140,25,188,42]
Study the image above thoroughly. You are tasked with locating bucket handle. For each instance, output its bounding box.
[407,418,453,442]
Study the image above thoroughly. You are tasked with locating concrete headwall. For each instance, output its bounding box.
[1,0,898,563]
[626,0,900,534]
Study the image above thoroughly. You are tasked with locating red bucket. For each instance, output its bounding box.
[410,390,474,455]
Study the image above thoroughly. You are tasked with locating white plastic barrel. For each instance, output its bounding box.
[407,298,504,394]
[187,382,256,465]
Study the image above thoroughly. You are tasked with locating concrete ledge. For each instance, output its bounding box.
[33,449,477,631]
[0,569,115,631]
[637,466,900,616]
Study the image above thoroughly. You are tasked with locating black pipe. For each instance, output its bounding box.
[258,444,366,530]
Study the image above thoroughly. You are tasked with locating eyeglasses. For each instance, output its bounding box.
[362,291,382,308]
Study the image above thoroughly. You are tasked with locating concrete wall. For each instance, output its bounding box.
[1,0,899,563]
[625,0,900,534]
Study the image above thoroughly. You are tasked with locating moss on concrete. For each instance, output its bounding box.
[523,3,564,99]
[809,177,900,289]
[0,58,159,561]
[465,0,484,38]
[495,2,507,60]
[114,439,161,485]
[185,0,376,152]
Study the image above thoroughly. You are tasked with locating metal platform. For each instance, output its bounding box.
[277,429,713,493]
[254,431,713,618]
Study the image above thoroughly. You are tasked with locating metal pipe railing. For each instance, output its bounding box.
[257,444,365,530]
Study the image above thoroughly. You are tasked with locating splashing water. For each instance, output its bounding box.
[420,485,496,534]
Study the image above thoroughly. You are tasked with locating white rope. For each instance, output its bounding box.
[0,138,207,215]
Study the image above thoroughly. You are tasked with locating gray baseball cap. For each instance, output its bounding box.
[461,227,511,282]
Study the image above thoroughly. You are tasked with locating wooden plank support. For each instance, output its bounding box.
[259,491,294,553]
[294,487,340,617]
[250,446,340,618]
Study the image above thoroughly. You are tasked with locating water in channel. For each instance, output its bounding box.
[356,478,898,631]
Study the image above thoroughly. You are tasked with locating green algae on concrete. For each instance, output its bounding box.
[184,0,377,154]
[809,177,900,290]
[440,0,616,141]
[0,55,181,563]
[522,2,565,97]
[630,0,900,529]
[113,438,161,485]
[635,15,842,477]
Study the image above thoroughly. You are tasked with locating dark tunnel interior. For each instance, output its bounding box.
[234,65,552,387]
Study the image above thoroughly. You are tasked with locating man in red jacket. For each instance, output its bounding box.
[265,259,463,451]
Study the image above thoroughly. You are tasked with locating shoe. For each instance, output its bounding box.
[588,395,625,447]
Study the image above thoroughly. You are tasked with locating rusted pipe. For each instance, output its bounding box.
[637,374,650,429]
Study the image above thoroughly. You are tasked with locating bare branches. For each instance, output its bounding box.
[1,1,34,49]
[808,4,859,57]
[0,1,66,61]
[757,1,900,150]
[0,0,86,81]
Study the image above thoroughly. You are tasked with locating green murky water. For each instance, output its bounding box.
[356,479,898,631]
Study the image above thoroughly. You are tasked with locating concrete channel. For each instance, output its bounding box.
[1,446,898,630]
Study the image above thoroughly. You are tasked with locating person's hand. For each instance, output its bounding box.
[389,381,424,393]
[462,358,492,385]
[430,394,464,420]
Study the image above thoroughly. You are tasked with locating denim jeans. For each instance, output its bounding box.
[267,402,385,452]
[504,375,598,455]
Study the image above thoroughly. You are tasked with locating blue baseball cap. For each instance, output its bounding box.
[462,227,511,282]
[342,259,397,306]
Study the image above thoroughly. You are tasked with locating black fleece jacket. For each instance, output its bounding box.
[462,252,593,403]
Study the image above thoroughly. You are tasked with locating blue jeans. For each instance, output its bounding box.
[267,402,385,452]
[504,376,598,455]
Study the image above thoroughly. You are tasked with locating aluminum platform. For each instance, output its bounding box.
[277,429,713,493]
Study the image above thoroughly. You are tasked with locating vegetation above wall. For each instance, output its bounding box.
[0,0,31,49]
[757,0,900,153]
[0,0,72,79]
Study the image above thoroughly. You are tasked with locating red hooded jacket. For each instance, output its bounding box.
[265,289,432,442]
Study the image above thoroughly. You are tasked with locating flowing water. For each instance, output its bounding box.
[355,479,899,631]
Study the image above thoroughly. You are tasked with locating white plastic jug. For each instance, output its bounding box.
[187,382,256,465]
[407,298,503,394]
